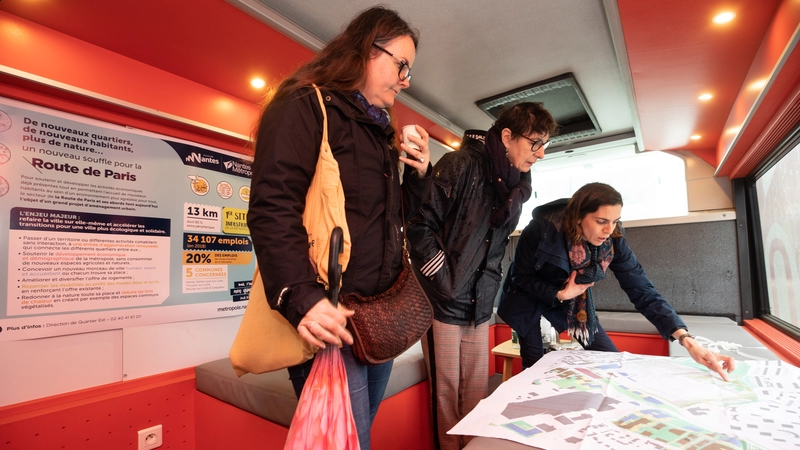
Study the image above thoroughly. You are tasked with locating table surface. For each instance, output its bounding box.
[456,350,796,449]
[491,339,520,358]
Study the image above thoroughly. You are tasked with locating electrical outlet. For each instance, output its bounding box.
[137,424,163,450]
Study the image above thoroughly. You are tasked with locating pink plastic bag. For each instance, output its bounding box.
[283,345,360,450]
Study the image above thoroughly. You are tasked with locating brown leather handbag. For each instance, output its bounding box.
[339,248,433,365]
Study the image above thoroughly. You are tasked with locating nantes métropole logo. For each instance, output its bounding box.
[222,159,252,178]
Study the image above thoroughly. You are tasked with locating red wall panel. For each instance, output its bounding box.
[0,369,196,450]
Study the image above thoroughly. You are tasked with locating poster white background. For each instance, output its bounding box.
[0,96,255,341]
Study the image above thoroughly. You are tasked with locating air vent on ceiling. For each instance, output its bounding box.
[475,72,600,145]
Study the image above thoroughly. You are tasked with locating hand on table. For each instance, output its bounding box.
[683,337,736,381]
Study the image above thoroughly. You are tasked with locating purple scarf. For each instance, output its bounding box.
[351,91,390,129]
[565,238,614,346]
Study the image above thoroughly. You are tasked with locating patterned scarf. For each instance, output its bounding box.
[565,238,614,346]
[351,91,390,129]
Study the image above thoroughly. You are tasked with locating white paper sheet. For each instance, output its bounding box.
[451,351,800,449]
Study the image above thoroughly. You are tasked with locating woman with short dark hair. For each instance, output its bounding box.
[407,102,557,450]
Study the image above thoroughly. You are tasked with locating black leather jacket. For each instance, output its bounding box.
[248,87,430,327]
[407,133,522,326]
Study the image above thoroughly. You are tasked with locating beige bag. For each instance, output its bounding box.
[303,86,351,288]
[230,268,317,376]
[229,85,351,376]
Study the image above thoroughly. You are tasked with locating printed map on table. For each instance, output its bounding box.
[450,351,800,449]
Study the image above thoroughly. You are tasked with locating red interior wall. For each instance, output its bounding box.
[0,76,253,155]
[0,9,459,154]
[717,0,800,177]
[0,10,259,140]
[195,391,288,450]
[0,369,196,450]
[492,324,523,377]
[1,370,433,450]
[195,381,434,450]
[607,332,669,356]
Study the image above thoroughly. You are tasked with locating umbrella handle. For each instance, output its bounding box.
[328,226,343,307]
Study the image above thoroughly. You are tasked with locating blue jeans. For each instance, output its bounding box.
[519,319,618,368]
[288,345,393,450]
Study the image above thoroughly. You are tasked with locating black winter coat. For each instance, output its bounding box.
[407,134,522,326]
[248,87,430,327]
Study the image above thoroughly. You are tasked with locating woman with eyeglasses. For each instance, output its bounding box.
[407,102,557,450]
[497,182,736,380]
[247,6,431,449]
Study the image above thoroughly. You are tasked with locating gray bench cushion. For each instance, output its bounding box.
[596,311,740,335]
[195,342,426,427]
[594,311,777,361]
[670,316,777,361]
[596,311,660,334]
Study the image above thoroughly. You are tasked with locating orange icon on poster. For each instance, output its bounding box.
[188,175,209,196]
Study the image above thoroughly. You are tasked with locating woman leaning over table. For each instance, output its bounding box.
[246,7,431,449]
[497,182,736,381]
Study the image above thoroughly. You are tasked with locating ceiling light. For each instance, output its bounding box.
[690,135,701,140]
[450,141,460,149]
[250,78,266,89]
[698,93,713,101]
[749,78,767,91]
[712,12,736,24]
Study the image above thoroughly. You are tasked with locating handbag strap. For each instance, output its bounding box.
[400,192,412,265]
[312,84,328,148]
[310,84,352,287]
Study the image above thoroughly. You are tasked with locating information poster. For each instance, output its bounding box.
[0,97,255,341]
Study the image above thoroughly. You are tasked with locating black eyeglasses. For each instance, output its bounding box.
[372,43,412,81]
[521,135,551,153]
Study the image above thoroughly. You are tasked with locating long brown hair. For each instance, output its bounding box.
[562,182,624,243]
[258,7,418,125]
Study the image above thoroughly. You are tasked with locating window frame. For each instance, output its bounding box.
[740,121,800,341]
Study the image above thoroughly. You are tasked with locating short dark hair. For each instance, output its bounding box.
[494,102,558,140]
[562,182,624,243]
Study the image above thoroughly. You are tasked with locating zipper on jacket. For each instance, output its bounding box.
[275,286,289,307]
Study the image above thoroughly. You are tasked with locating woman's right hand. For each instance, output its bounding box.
[298,298,355,349]
[556,270,594,302]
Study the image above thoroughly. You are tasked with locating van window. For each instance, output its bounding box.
[520,145,688,225]
[755,139,800,329]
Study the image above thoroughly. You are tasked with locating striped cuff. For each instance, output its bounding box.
[420,250,445,277]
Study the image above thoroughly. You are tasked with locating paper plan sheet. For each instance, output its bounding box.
[450,351,800,449]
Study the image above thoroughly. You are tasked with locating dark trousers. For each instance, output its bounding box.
[519,320,619,368]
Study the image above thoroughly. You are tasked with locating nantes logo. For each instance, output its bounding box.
[185,152,220,166]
